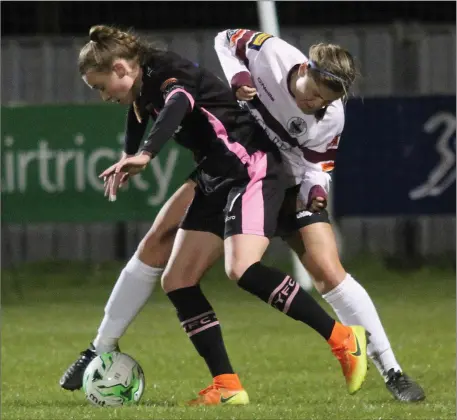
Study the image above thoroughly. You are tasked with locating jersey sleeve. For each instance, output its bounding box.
[155,65,197,111]
[140,92,190,156]
[214,29,274,93]
[298,105,345,207]
[123,104,149,155]
[138,60,197,156]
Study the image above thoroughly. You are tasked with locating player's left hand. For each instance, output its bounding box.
[308,196,327,212]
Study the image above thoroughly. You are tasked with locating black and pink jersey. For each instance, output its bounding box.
[124,50,278,193]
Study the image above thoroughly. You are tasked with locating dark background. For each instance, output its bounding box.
[2,1,456,35]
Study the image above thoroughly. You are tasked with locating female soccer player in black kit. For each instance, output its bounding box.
[62,25,368,405]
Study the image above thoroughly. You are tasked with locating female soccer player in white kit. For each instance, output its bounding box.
[213,28,424,402]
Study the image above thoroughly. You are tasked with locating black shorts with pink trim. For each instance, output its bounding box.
[180,151,285,239]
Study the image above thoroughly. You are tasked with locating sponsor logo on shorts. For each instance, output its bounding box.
[225,215,236,222]
[296,210,313,219]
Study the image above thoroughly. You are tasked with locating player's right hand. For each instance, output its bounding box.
[308,196,327,212]
[236,86,257,101]
[100,153,135,202]
[103,173,130,202]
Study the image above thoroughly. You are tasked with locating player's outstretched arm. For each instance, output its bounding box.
[100,92,191,182]
[214,30,256,98]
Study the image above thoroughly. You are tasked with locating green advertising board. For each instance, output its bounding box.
[1,104,195,223]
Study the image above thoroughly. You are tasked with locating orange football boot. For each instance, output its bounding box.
[328,323,368,395]
[187,373,249,406]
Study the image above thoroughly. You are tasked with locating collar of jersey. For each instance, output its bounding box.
[286,64,301,99]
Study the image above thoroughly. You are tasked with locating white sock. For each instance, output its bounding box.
[93,253,163,354]
[323,274,402,381]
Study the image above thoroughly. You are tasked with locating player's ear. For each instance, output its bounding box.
[112,61,127,78]
[298,63,308,77]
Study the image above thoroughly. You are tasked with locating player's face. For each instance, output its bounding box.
[83,61,139,105]
[294,67,342,115]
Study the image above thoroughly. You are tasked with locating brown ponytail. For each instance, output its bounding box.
[78,25,157,74]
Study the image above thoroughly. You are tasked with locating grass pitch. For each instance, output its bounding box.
[2,257,455,419]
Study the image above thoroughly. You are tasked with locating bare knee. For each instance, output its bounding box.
[136,226,177,268]
[161,270,189,293]
[161,230,223,293]
[161,258,204,292]
[225,259,258,282]
[136,181,195,268]
[286,235,340,293]
[306,258,346,294]
[161,254,215,293]
[224,235,269,282]
[296,223,347,294]
[225,263,244,282]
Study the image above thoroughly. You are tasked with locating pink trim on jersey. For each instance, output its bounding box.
[200,107,250,164]
[165,88,195,110]
[268,276,291,305]
[201,108,267,236]
[242,151,267,236]
[200,107,267,236]
[283,281,300,314]
[187,321,220,337]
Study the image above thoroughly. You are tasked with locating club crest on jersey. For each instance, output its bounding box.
[287,117,308,137]
[249,32,273,51]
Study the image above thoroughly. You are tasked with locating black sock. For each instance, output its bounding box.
[167,285,234,377]
[238,262,335,340]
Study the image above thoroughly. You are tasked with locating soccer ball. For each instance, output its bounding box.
[82,351,145,407]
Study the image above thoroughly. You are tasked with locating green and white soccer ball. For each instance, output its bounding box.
[82,351,145,407]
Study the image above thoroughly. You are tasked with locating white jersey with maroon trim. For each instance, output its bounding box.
[215,29,344,196]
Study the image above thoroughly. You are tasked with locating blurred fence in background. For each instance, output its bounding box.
[2,23,456,266]
[2,24,456,104]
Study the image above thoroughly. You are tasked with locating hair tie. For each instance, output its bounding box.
[307,60,345,86]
